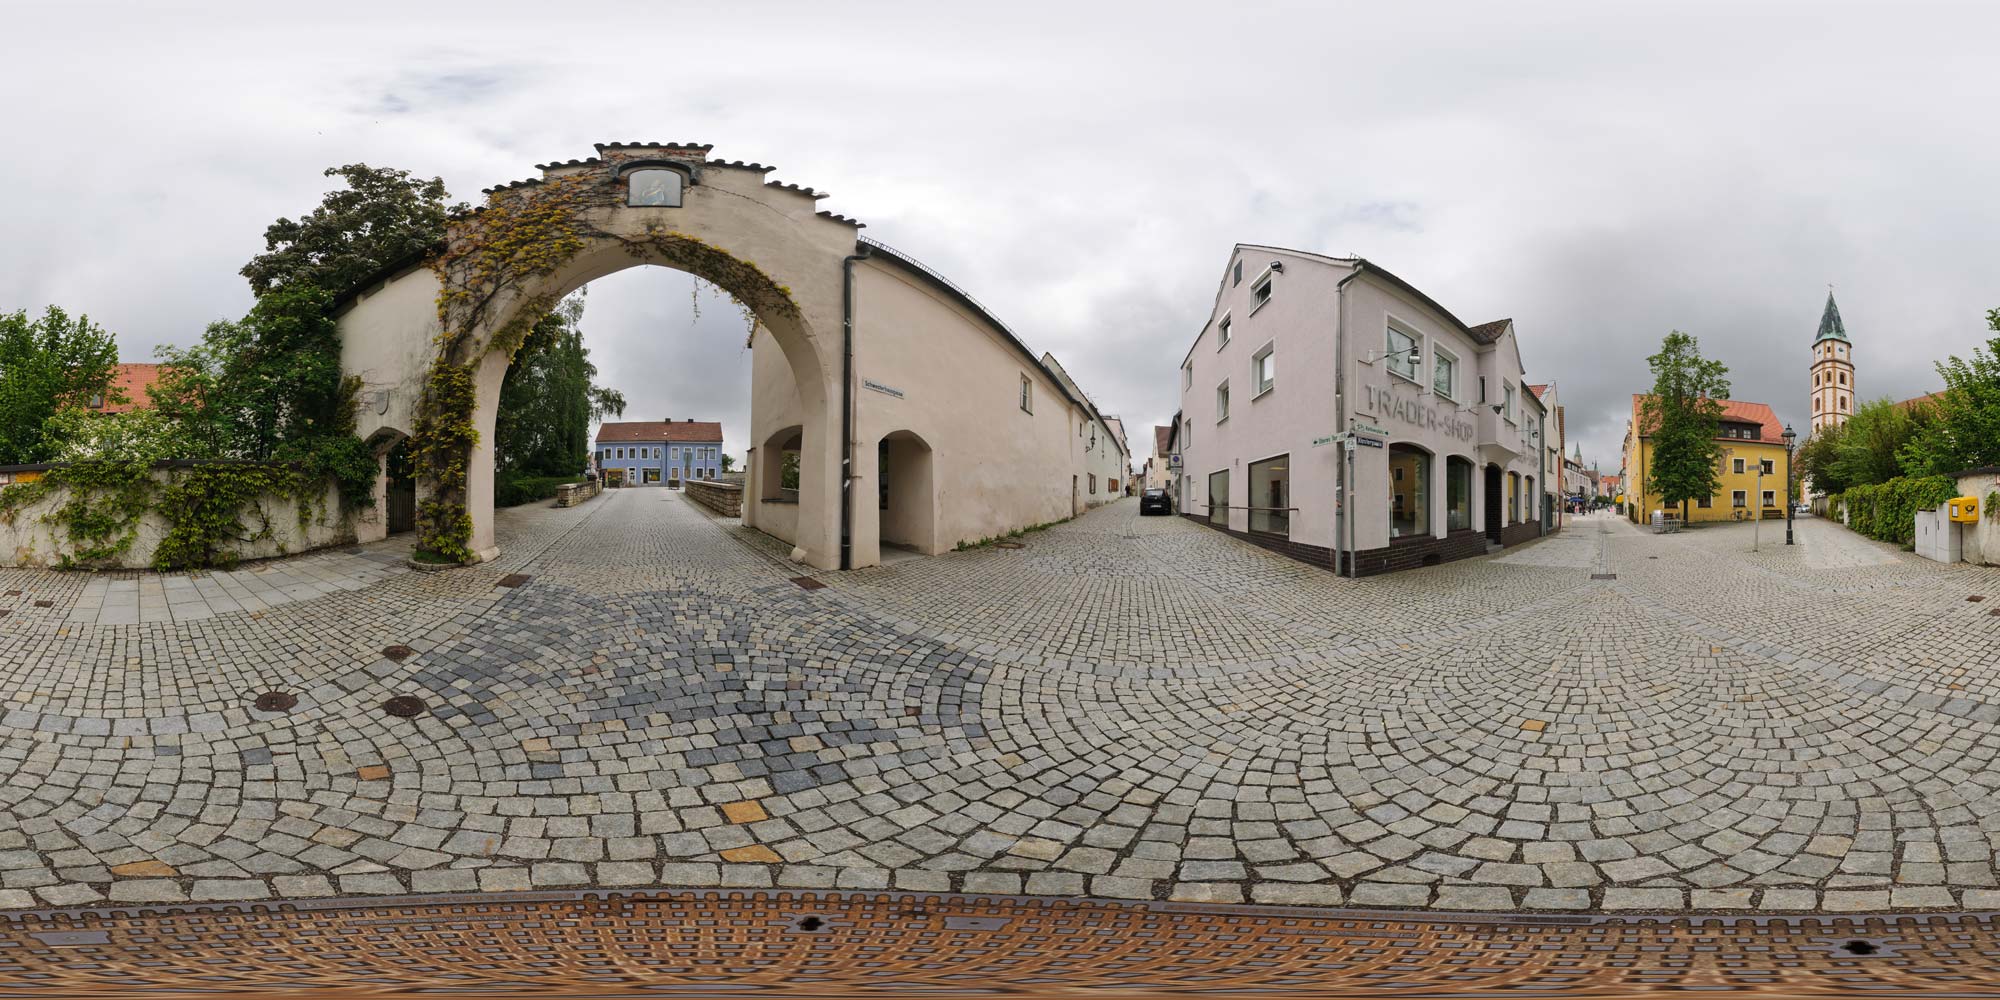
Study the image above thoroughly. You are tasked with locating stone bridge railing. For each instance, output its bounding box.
[683,480,742,518]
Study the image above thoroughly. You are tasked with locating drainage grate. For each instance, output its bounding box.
[382,645,414,662]
[381,695,427,718]
[790,577,826,591]
[785,915,832,933]
[253,692,297,713]
[497,574,531,588]
[1590,573,1617,580]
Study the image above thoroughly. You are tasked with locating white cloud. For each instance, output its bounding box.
[3,0,1996,480]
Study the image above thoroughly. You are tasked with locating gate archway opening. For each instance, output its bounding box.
[874,430,937,557]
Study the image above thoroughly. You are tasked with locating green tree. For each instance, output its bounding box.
[0,306,123,465]
[494,293,626,481]
[240,164,465,299]
[1641,331,1731,520]
[720,453,736,474]
[153,286,348,460]
[1899,308,2000,476]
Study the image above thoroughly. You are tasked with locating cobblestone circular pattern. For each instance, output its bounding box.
[0,490,1997,915]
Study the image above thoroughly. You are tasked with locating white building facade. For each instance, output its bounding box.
[1174,246,1550,576]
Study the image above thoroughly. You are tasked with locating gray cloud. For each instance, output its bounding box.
[2,1,1995,486]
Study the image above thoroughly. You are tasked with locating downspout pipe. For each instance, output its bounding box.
[840,247,871,570]
[1335,267,1362,578]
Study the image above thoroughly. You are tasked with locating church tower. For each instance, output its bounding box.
[1809,291,1853,433]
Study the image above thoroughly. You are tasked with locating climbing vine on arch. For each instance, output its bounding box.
[409,165,803,562]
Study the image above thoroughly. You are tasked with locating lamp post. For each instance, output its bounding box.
[1782,423,1797,545]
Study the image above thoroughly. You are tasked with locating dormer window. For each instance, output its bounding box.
[628,168,683,207]
[87,393,105,410]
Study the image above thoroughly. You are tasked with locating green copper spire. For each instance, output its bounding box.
[1814,290,1848,343]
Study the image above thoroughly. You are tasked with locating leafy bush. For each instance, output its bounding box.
[495,474,580,508]
[1837,474,1959,546]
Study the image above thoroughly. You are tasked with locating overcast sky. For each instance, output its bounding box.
[4,1,1997,473]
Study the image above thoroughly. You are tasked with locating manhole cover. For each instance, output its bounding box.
[33,600,52,607]
[790,576,826,591]
[382,695,427,718]
[1590,573,1617,580]
[253,691,298,712]
[497,574,531,588]
[995,542,1025,550]
[382,645,414,662]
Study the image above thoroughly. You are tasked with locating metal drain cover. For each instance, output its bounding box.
[790,576,826,591]
[382,645,414,662]
[382,695,427,718]
[1590,573,1617,580]
[253,691,297,712]
[497,574,531,588]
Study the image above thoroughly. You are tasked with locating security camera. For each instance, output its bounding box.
[1269,261,1284,272]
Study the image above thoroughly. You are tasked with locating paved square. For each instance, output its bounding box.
[0,490,1996,914]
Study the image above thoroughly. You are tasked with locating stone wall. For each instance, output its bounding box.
[1957,469,2000,566]
[555,480,601,508]
[0,466,352,569]
[684,480,744,518]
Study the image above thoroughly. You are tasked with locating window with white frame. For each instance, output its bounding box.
[1732,490,1747,507]
[1432,346,1457,399]
[1232,259,1243,286]
[1218,315,1232,348]
[1732,457,1745,474]
[1698,495,1713,508]
[1503,383,1516,423]
[1386,324,1419,381]
[1250,271,1273,310]
[1762,489,1776,507]
[1215,380,1229,422]
[1020,374,1033,413]
[1182,362,1192,391]
[1760,459,1774,475]
[1252,343,1275,396]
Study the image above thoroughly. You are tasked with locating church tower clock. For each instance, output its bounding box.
[1809,291,1853,434]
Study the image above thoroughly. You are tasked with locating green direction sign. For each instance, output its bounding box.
[1312,432,1351,448]
[1352,422,1389,436]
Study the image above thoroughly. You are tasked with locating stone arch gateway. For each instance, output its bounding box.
[338,142,854,568]
[337,142,1126,570]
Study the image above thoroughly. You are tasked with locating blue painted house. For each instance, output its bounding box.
[594,420,724,487]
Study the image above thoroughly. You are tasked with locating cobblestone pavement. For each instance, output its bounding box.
[1,492,1998,915]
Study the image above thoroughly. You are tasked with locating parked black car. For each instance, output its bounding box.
[1140,488,1172,515]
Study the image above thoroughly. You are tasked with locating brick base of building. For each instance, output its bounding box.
[1179,514,1531,577]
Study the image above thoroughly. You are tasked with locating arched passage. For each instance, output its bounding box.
[343,144,859,569]
[873,430,937,557]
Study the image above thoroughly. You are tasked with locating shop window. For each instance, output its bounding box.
[1508,471,1520,522]
[1390,444,1432,538]
[1208,470,1229,526]
[1446,457,1472,531]
[627,168,684,207]
[1249,454,1289,536]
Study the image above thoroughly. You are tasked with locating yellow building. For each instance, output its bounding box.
[1621,395,1793,523]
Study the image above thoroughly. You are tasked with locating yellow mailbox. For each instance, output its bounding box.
[1948,496,1980,523]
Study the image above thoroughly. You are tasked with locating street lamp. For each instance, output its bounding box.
[1782,423,1797,545]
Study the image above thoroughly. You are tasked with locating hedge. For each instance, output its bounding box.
[496,474,581,508]
[1834,474,1958,546]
